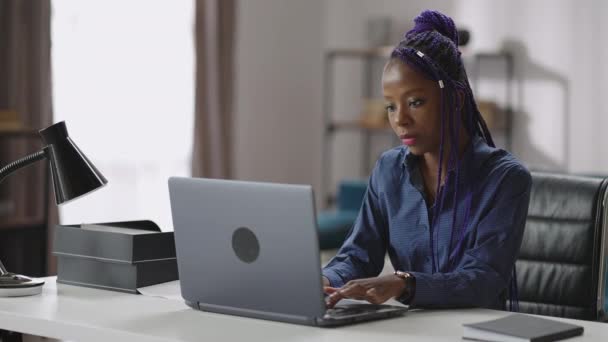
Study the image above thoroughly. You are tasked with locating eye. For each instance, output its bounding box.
[385,103,396,113]
[408,98,425,108]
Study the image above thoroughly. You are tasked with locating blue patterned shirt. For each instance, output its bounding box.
[322,135,532,309]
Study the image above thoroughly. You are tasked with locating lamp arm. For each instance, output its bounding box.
[0,150,47,185]
[0,150,47,276]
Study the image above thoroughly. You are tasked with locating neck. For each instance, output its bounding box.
[422,131,470,184]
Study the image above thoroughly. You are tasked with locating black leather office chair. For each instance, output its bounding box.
[516,172,608,321]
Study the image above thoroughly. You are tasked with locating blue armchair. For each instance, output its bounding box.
[316,180,367,250]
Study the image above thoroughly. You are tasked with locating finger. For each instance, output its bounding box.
[338,283,367,300]
[325,291,344,308]
[326,283,359,308]
[326,281,372,308]
[365,288,386,305]
[324,286,338,294]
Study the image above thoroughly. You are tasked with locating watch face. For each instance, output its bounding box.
[394,271,407,278]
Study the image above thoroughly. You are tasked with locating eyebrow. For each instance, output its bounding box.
[383,87,425,99]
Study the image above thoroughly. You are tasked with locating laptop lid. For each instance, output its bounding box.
[169,177,326,322]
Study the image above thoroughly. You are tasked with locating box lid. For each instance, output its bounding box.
[53,220,176,264]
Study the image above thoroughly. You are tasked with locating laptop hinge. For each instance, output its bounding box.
[197,302,317,325]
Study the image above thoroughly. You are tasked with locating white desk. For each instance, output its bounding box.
[0,277,606,341]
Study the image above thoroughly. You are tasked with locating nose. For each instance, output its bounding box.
[393,107,412,127]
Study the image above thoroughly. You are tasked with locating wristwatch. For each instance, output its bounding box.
[393,270,416,303]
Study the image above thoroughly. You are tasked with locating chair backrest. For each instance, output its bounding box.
[337,180,367,212]
[516,172,608,321]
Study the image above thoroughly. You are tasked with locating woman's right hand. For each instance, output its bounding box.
[323,274,408,308]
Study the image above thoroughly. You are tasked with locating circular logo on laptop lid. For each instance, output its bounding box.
[232,227,260,263]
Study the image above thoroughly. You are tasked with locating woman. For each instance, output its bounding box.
[322,10,531,310]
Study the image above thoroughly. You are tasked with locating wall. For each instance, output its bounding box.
[454,0,607,173]
[233,0,325,206]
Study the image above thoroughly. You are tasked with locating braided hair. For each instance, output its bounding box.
[390,10,518,311]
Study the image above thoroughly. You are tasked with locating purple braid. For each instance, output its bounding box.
[447,82,472,270]
[390,9,518,311]
[447,87,462,273]
[431,75,447,273]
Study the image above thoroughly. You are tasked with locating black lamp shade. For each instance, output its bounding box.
[39,121,107,205]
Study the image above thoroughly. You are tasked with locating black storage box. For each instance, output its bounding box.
[53,220,178,293]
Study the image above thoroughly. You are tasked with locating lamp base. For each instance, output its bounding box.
[0,273,44,297]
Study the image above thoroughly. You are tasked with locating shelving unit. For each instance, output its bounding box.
[321,46,396,208]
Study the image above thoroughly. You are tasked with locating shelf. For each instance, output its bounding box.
[0,127,38,138]
[0,216,46,231]
[327,119,393,133]
[472,52,512,60]
[326,46,393,58]
[327,48,512,61]
[322,47,397,208]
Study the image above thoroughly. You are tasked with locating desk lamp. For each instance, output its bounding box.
[0,121,107,296]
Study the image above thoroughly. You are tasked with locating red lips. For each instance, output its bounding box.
[400,134,417,146]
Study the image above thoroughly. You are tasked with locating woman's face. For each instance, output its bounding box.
[382,59,443,156]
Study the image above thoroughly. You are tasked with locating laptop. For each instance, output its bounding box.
[168,177,408,326]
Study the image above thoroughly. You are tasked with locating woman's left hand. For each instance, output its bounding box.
[324,274,407,308]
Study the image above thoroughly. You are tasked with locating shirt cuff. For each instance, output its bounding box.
[395,273,416,304]
[405,271,435,306]
[322,268,346,288]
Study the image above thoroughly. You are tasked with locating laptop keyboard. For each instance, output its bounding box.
[325,304,386,318]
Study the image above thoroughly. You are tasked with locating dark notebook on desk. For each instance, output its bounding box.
[463,314,583,342]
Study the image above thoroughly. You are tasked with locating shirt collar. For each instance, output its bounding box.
[401,134,492,183]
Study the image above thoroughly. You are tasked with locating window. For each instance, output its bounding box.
[52,0,194,230]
